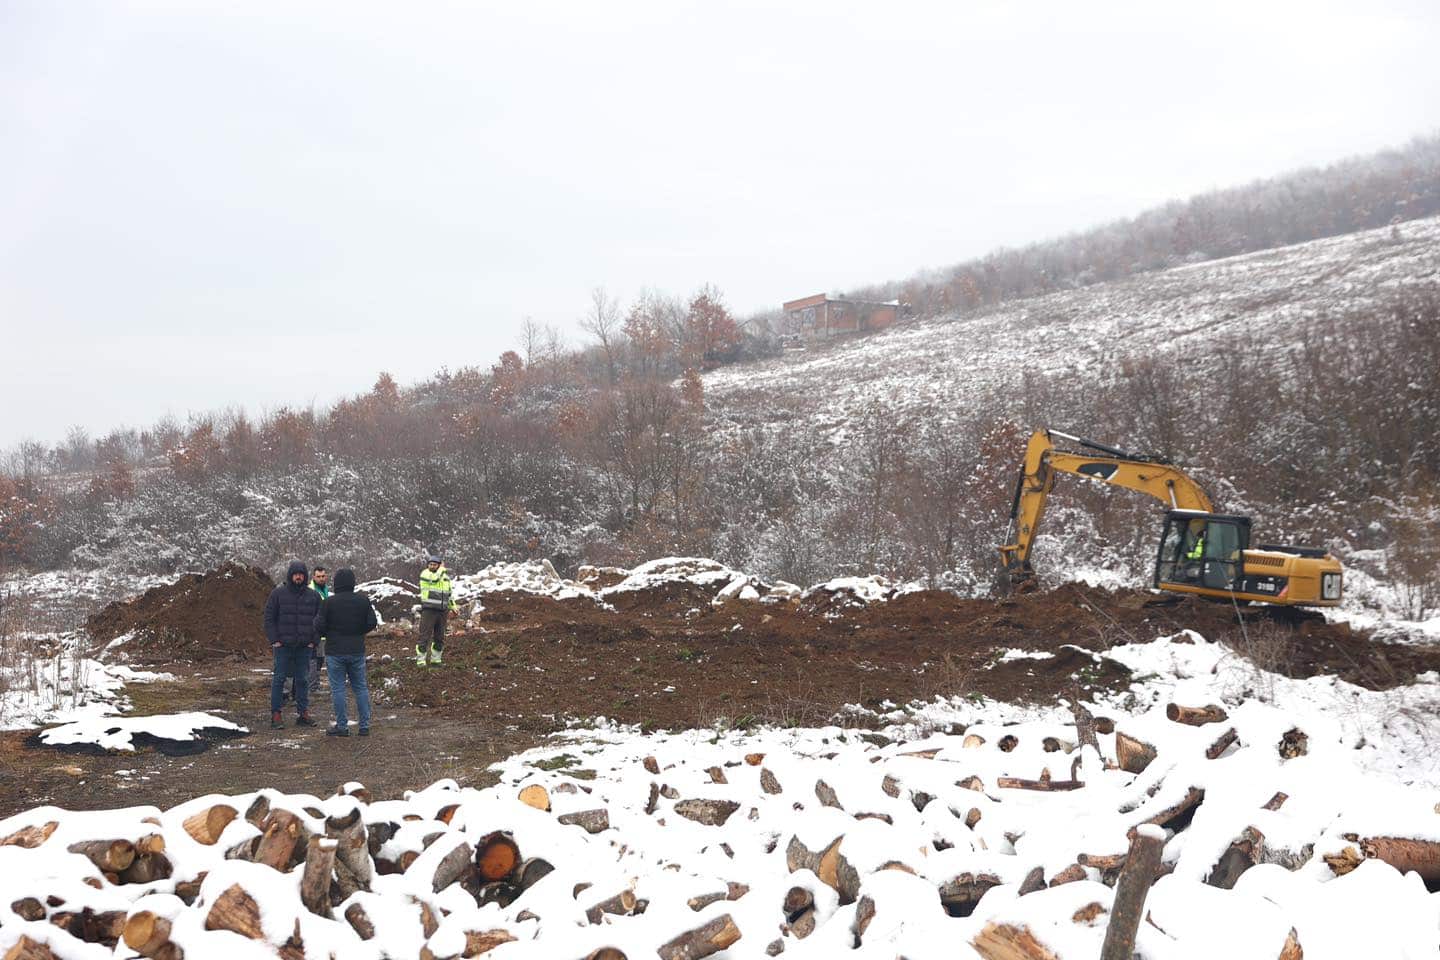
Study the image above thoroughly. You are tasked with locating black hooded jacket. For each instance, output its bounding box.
[264,560,322,647]
[313,568,378,657]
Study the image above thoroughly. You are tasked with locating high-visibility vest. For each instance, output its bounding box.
[420,566,455,610]
[1187,536,1205,560]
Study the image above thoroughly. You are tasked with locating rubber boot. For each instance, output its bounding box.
[415,643,430,666]
[430,647,443,666]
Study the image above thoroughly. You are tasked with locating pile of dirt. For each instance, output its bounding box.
[362,580,1440,735]
[86,563,275,663]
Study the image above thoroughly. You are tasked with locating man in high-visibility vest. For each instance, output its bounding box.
[416,551,457,666]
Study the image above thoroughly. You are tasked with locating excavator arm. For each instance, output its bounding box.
[997,429,1213,591]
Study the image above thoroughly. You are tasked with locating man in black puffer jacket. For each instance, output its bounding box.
[313,568,378,737]
[264,559,321,729]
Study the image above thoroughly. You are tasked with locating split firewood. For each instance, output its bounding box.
[1,822,57,849]
[435,804,460,825]
[657,913,741,960]
[183,804,238,846]
[324,807,371,891]
[344,902,375,939]
[1279,928,1302,960]
[205,883,265,940]
[1279,728,1308,759]
[962,734,986,749]
[3,936,61,960]
[1115,732,1157,774]
[785,835,860,904]
[225,836,260,862]
[674,799,740,827]
[243,795,270,827]
[1166,703,1228,726]
[1323,845,1364,877]
[556,809,610,834]
[760,768,782,794]
[1262,791,1289,811]
[411,895,440,938]
[124,911,184,959]
[814,780,842,809]
[851,894,876,945]
[938,872,1002,916]
[643,756,660,774]
[518,784,551,811]
[67,839,136,874]
[174,876,205,905]
[957,775,985,792]
[972,922,1059,960]
[423,838,474,893]
[706,766,728,784]
[998,735,1019,752]
[460,929,517,956]
[745,752,765,765]
[1048,864,1086,887]
[645,782,660,815]
[1205,728,1239,760]
[1099,827,1165,960]
[301,837,338,915]
[659,785,680,800]
[880,774,901,798]
[585,949,628,960]
[996,776,1083,791]
[254,809,304,871]
[1017,866,1046,896]
[119,852,173,885]
[585,889,639,924]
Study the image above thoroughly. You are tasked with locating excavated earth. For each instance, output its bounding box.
[5,570,1434,816]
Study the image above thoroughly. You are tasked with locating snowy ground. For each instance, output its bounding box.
[3,630,1439,958]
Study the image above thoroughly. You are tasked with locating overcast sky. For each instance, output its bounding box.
[2,0,1437,448]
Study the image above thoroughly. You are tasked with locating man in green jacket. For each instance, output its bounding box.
[416,551,457,666]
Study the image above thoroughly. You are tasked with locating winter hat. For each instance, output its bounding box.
[426,550,443,564]
[334,568,356,593]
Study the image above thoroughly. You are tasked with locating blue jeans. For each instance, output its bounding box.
[270,645,311,714]
[326,654,372,729]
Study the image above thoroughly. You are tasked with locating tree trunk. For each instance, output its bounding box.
[1361,836,1440,884]
[183,805,238,846]
[657,914,741,960]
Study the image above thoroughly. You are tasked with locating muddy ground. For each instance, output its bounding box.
[3,580,1434,818]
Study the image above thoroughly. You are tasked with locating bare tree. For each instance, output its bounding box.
[581,287,623,384]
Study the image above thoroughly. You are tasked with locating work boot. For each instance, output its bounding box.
[327,725,349,737]
[430,648,443,666]
[270,712,284,729]
[415,643,430,666]
[296,713,318,728]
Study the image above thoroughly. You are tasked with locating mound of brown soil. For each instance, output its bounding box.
[86,563,275,663]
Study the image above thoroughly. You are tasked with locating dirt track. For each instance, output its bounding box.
[4,577,1434,817]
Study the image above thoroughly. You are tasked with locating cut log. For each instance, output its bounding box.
[1360,836,1440,884]
[474,831,520,882]
[11,898,45,921]
[1099,827,1165,960]
[972,922,1059,960]
[851,894,876,945]
[124,911,180,958]
[706,766,728,784]
[997,775,1083,791]
[253,809,303,872]
[517,784,551,811]
[1,822,57,849]
[998,734,1019,752]
[938,872,1002,917]
[119,852,173,885]
[1205,827,1263,889]
[1279,929,1302,960]
[814,780,842,809]
[760,768,782,794]
[183,804,238,846]
[674,799,740,827]
[1166,703,1228,726]
[880,774,901,798]
[781,885,813,923]
[585,949,628,960]
[557,809,610,834]
[243,795,270,827]
[205,883,264,940]
[1017,866,1046,896]
[514,856,554,891]
[67,839,136,873]
[50,907,126,945]
[424,838,472,893]
[585,889,639,924]
[301,837,338,915]
[645,782,660,816]
[1048,864,1086,887]
[657,913,741,960]
[962,734,986,749]
[324,807,371,891]
[1094,716,1116,735]
[366,820,397,857]
[785,835,860,904]
[957,775,985,792]
[1134,786,1204,833]
[1205,728,1239,760]
[1115,732,1157,774]
[643,756,660,774]
[1262,792,1289,811]
[174,875,205,905]
[344,903,375,940]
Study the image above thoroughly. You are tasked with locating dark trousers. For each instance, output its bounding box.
[418,608,446,652]
[326,654,372,729]
[270,645,310,714]
[284,652,322,702]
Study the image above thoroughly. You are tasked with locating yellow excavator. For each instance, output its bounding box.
[997,429,1343,607]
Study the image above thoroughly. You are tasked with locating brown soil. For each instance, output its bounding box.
[85,563,275,662]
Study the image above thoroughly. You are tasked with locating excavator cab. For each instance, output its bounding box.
[1154,512,1251,594]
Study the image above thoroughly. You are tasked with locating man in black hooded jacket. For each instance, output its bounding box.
[263,559,320,729]
[313,568,378,736]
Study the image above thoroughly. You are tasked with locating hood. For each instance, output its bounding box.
[286,559,308,588]
[334,568,356,593]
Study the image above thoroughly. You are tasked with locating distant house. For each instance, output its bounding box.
[781,294,901,340]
